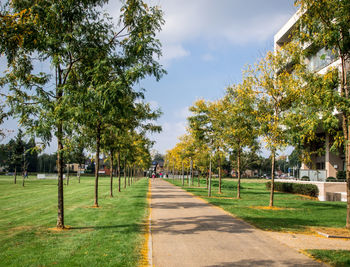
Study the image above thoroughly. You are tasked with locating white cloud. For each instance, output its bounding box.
[107,1,296,65]
[157,0,295,44]
[160,44,190,66]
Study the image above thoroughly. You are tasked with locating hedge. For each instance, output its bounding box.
[337,171,346,180]
[301,176,310,181]
[326,177,336,182]
[266,181,319,198]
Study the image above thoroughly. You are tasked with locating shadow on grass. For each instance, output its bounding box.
[70,223,141,233]
[302,201,346,209]
[240,217,316,231]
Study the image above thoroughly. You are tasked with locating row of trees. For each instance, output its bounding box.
[0,0,165,228]
[164,147,292,181]
[0,130,86,175]
[0,130,37,185]
[166,0,350,228]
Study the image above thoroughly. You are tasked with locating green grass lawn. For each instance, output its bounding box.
[166,177,347,232]
[307,250,350,267]
[0,175,149,267]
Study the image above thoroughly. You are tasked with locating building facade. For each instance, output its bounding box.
[274,10,345,180]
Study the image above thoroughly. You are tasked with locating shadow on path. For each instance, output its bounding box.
[152,214,253,235]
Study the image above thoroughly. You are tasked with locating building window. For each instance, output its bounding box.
[316,162,325,170]
[307,47,338,72]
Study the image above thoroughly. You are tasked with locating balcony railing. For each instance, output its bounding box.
[300,169,327,181]
[306,47,338,72]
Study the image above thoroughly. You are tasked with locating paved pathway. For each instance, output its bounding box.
[150,179,325,267]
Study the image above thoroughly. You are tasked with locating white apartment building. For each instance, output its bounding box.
[274,10,344,181]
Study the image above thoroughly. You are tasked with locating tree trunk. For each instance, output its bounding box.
[57,121,64,228]
[187,167,190,185]
[237,149,241,199]
[182,161,184,186]
[269,150,276,207]
[22,148,25,187]
[110,151,114,197]
[208,157,212,197]
[94,122,101,207]
[124,159,127,189]
[14,167,17,184]
[66,163,70,186]
[166,161,169,177]
[128,166,130,186]
[54,64,65,227]
[118,152,121,193]
[206,171,208,189]
[190,159,194,186]
[131,166,133,185]
[340,55,350,229]
[347,123,350,229]
[78,164,81,183]
[218,156,222,194]
[198,171,200,187]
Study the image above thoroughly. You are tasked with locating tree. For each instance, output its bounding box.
[294,0,350,228]
[222,83,258,198]
[37,153,57,173]
[1,130,37,185]
[0,0,120,228]
[288,148,302,170]
[0,0,164,228]
[249,44,305,207]
[70,140,86,183]
[25,137,38,173]
[189,100,223,196]
[8,131,24,183]
[153,153,164,162]
[69,0,164,207]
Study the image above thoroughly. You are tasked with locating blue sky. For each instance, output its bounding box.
[1,0,297,157]
[136,0,297,156]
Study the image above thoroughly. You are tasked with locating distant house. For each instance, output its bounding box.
[156,160,164,174]
[149,160,164,175]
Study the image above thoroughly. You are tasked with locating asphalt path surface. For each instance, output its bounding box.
[150,179,325,267]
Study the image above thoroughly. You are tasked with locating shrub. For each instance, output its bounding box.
[301,176,310,181]
[326,177,336,182]
[266,181,319,197]
[336,171,346,180]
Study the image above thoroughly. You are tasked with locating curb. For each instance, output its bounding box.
[148,180,153,266]
[317,231,350,239]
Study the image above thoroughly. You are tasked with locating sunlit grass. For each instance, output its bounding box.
[0,175,149,267]
[167,177,347,232]
[307,250,350,267]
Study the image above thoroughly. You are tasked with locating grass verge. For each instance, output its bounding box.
[166,177,347,233]
[0,175,149,267]
[306,250,350,267]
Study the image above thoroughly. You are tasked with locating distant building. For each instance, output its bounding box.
[149,160,165,176]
